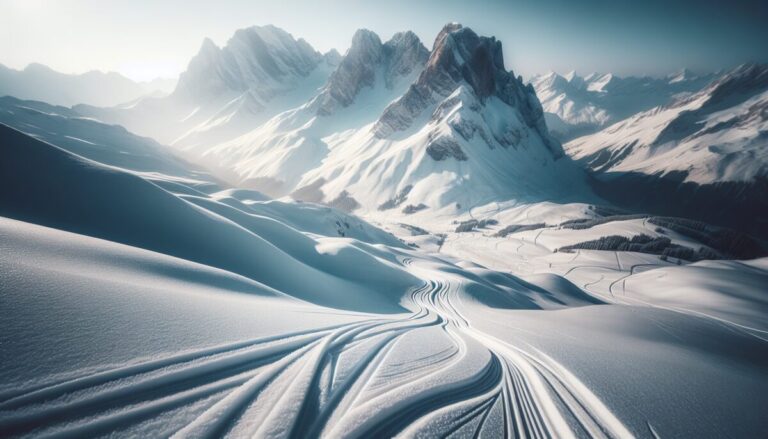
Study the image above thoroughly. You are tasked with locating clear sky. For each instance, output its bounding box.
[1,0,767,81]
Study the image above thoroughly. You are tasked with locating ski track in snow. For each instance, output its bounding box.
[0,258,634,438]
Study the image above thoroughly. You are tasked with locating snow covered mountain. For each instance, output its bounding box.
[0,63,174,107]
[202,23,593,213]
[199,28,430,199]
[531,69,715,141]
[565,63,768,237]
[75,25,338,149]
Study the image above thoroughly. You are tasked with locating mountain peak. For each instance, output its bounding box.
[199,37,218,53]
[174,25,322,102]
[382,31,429,87]
[323,49,343,67]
[438,22,464,38]
[373,23,562,158]
[23,63,56,74]
[564,70,578,82]
[350,28,382,49]
[421,23,505,99]
[668,68,696,84]
[313,28,427,115]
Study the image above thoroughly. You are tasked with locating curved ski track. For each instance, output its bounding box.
[0,259,632,438]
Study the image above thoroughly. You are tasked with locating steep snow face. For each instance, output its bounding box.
[74,26,334,150]
[566,63,768,184]
[530,69,715,140]
[0,63,175,107]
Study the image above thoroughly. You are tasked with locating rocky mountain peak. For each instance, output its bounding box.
[424,23,505,98]
[372,23,561,157]
[312,29,384,115]
[382,31,429,87]
[174,25,322,103]
[313,29,428,116]
[350,29,384,56]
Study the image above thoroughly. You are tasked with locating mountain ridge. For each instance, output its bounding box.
[194,23,592,213]
[531,68,717,141]
[0,62,175,107]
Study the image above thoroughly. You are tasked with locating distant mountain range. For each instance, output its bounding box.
[566,63,768,237]
[0,63,175,107]
[530,69,716,141]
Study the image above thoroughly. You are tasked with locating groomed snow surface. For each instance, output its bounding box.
[1,122,768,438]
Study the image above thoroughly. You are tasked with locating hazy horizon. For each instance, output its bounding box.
[2,0,767,81]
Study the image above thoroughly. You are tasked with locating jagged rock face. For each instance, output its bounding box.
[382,31,430,87]
[314,30,384,115]
[174,25,322,103]
[425,133,468,161]
[374,23,561,158]
[314,30,428,116]
[423,22,504,99]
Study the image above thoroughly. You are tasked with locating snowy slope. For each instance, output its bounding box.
[4,204,768,437]
[0,96,214,188]
[0,62,174,107]
[0,124,421,312]
[530,69,715,141]
[74,25,337,150]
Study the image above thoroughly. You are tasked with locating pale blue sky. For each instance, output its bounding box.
[1,0,766,81]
